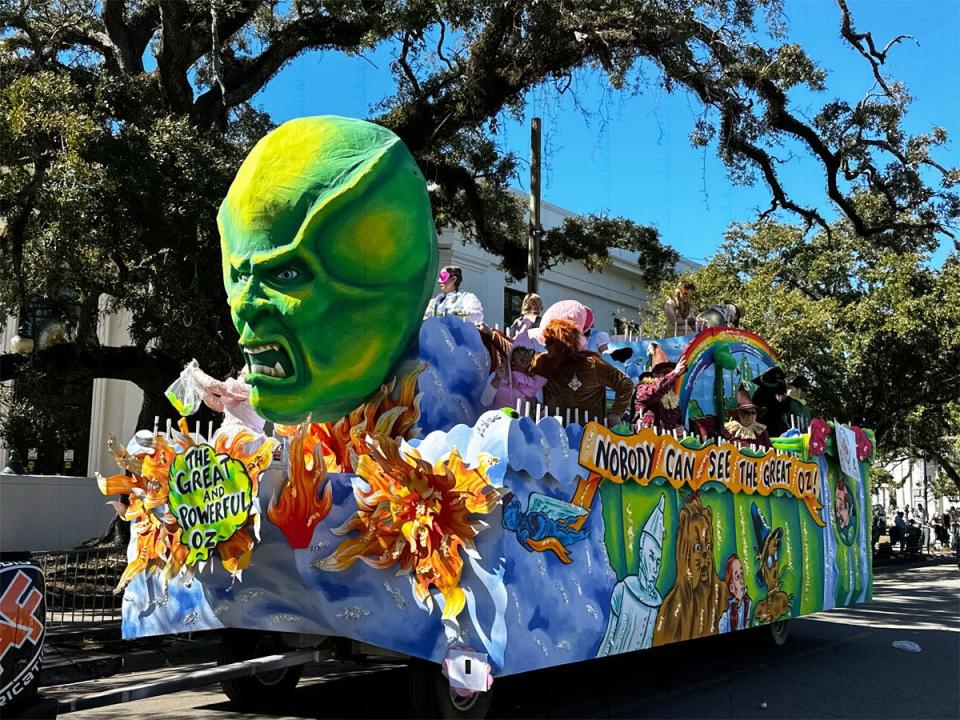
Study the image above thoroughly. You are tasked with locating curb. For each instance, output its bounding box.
[40,639,220,687]
[120,640,220,673]
[40,654,122,687]
[873,554,957,571]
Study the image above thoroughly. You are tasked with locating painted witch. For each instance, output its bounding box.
[596,495,666,656]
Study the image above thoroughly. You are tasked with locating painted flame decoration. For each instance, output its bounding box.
[97,419,277,592]
[267,423,334,549]
[268,365,425,548]
[314,433,500,622]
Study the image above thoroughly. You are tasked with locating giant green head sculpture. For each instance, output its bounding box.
[218,116,438,424]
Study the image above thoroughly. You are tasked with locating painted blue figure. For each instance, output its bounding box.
[502,493,590,565]
[597,494,666,655]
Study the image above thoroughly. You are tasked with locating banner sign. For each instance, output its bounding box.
[168,444,254,564]
[579,424,824,525]
[833,422,860,481]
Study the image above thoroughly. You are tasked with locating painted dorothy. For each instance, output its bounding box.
[103,115,876,684]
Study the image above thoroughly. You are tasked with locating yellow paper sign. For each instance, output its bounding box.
[579,424,824,525]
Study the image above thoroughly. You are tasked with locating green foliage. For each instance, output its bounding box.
[0,0,956,444]
[684,211,960,478]
[543,216,679,285]
[932,438,960,501]
[0,374,89,474]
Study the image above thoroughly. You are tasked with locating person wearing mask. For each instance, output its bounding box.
[480,332,546,410]
[752,366,790,438]
[423,265,484,325]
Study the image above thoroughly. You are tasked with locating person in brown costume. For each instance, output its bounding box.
[721,386,771,449]
[531,318,634,426]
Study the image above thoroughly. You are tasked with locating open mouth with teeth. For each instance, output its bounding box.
[242,342,295,380]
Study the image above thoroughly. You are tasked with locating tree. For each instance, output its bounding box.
[0,0,956,437]
[682,206,960,493]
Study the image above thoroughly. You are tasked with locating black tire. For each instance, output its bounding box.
[218,630,304,709]
[769,620,791,646]
[408,659,492,719]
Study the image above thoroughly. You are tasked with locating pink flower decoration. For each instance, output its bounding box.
[853,426,874,460]
[808,418,829,456]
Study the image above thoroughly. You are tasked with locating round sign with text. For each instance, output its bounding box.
[167,444,254,565]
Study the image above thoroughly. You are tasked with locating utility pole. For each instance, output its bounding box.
[528,117,541,295]
[923,454,930,552]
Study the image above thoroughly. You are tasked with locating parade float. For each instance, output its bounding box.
[91,116,874,718]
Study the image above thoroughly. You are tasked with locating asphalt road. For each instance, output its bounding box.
[57,560,959,719]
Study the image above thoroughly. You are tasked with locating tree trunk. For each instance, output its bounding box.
[928,449,960,496]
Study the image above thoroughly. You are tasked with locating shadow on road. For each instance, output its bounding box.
[63,563,960,719]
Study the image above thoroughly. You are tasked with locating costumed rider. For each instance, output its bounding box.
[508,292,543,337]
[480,330,546,410]
[721,385,772,448]
[423,265,484,325]
[696,302,743,330]
[632,343,688,432]
[529,300,634,426]
[166,360,265,440]
[597,495,666,655]
[786,375,812,431]
[751,365,790,438]
[663,281,698,337]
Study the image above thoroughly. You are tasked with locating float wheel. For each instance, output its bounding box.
[769,620,791,646]
[218,630,304,708]
[408,659,492,719]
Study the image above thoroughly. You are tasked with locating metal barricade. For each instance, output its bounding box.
[32,546,126,627]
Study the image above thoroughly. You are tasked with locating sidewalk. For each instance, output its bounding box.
[873,546,957,570]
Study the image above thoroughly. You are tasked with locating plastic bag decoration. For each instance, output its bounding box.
[218,116,439,424]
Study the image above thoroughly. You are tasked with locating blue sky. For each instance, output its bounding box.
[254,0,959,265]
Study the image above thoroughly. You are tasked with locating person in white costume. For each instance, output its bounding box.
[423,265,484,325]
[596,494,666,656]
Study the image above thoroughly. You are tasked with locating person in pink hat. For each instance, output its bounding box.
[480,330,546,410]
[529,299,593,350]
[531,317,634,425]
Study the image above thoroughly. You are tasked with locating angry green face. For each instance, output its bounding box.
[218,117,438,424]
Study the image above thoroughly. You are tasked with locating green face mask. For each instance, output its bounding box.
[218,116,438,424]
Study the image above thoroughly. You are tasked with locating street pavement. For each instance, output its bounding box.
[52,560,959,719]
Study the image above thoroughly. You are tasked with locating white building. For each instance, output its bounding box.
[1,197,697,478]
[877,456,956,518]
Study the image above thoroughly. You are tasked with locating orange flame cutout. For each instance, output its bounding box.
[268,365,426,547]
[267,424,334,549]
[315,433,500,622]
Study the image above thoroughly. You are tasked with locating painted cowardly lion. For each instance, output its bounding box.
[653,494,727,644]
